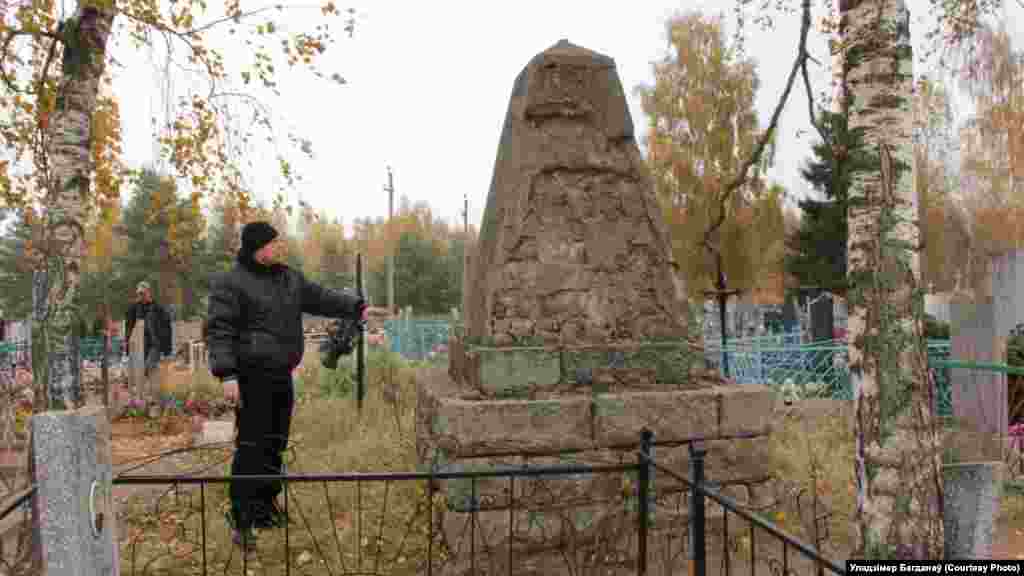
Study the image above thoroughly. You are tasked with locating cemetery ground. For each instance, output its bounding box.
[107,361,862,573]
[107,369,870,575]
[8,354,1024,570]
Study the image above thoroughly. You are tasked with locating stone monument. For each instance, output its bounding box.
[418,40,774,575]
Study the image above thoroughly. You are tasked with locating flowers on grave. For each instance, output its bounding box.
[779,378,800,405]
[124,397,147,419]
[13,397,32,435]
[777,378,827,405]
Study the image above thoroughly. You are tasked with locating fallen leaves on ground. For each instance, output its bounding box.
[110,417,194,467]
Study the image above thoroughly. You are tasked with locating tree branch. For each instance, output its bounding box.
[702,0,813,259]
[183,6,279,37]
[0,28,64,94]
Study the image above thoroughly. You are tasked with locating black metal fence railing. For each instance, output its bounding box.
[0,432,842,574]
[105,431,844,576]
[643,440,845,576]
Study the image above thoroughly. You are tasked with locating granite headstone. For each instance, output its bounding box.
[31,405,118,575]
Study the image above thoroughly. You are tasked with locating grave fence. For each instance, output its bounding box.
[2,416,843,576]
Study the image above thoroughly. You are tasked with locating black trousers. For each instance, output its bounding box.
[229,368,294,529]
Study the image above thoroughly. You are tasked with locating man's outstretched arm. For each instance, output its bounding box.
[300,274,364,319]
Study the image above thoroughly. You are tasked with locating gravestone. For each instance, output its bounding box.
[31,405,118,575]
[809,293,834,342]
[782,294,799,333]
[943,461,1003,559]
[420,40,774,575]
[947,249,1024,440]
[950,296,1005,440]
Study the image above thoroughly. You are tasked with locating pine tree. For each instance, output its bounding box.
[0,211,39,321]
[785,111,874,295]
[114,168,209,320]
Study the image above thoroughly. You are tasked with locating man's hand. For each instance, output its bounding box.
[364,306,390,319]
[222,377,239,404]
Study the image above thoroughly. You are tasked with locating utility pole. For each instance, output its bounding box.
[385,166,395,315]
[462,194,469,303]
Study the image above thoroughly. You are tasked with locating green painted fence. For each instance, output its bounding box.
[707,337,955,415]
[0,336,124,366]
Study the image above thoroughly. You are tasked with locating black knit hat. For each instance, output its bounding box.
[240,221,279,259]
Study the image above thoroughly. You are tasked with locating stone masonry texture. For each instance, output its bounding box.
[463,39,688,348]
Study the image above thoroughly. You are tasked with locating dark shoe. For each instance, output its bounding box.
[226,509,259,546]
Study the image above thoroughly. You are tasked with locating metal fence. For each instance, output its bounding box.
[0,336,125,368]
[105,431,841,576]
[706,337,954,415]
[382,319,450,362]
[0,485,35,525]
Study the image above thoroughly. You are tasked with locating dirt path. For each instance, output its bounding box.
[107,398,236,544]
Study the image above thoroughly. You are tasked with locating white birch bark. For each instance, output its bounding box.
[842,0,939,557]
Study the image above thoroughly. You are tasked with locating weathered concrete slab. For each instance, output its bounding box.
[592,389,719,445]
[476,347,562,396]
[429,439,772,514]
[431,396,594,457]
[420,368,773,459]
[718,384,775,437]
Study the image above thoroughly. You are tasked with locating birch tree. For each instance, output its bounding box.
[0,0,352,569]
[839,0,940,558]
[731,0,1000,558]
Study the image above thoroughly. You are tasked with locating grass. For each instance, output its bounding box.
[765,399,856,561]
[764,399,1024,560]
[118,348,437,576]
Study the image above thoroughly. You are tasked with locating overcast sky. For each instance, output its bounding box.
[105,0,1024,237]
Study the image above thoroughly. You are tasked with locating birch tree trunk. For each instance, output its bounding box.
[842,0,942,558]
[22,7,117,570]
[32,4,115,411]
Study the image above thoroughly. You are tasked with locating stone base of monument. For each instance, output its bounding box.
[418,357,774,575]
[436,509,708,576]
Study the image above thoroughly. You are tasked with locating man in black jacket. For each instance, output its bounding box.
[125,281,173,377]
[206,221,367,549]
